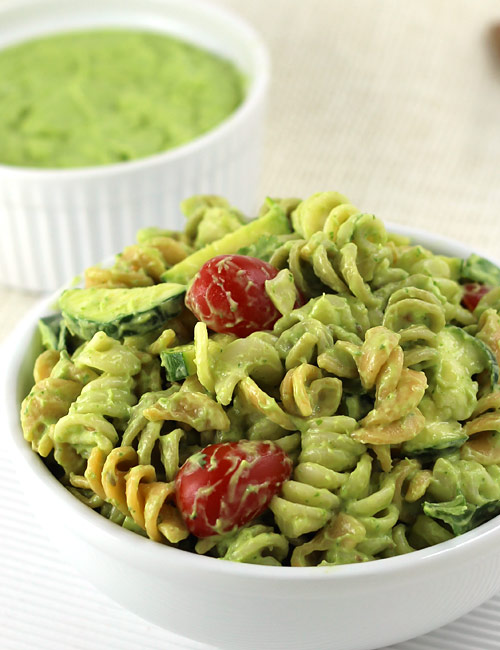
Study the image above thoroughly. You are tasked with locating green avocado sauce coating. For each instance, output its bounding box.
[0,29,244,168]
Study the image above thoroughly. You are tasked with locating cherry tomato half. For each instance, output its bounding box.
[185,254,283,337]
[462,283,491,311]
[175,440,292,538]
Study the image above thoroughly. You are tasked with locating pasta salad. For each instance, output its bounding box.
[20,192,500,566]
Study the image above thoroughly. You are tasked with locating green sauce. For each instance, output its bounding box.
[0,29,244,168]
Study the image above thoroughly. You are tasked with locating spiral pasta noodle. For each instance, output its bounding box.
[275,211,398,326]
[180,194,245,250]
[280,363,342,418]
[52,333,140,475]
[21,377,83,456]
[317,325,428,449]
[197,524,289,566]
[85,226,190,288]
[270,417,364,542]
[74,446,188,543]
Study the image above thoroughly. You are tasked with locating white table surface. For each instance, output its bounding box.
[2,0,500,648]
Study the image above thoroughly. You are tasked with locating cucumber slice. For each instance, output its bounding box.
[402,420,467,460]
[60,283,185,340]
[475,337,499,390]
[424,493,500,536]
[461,254,500,286]
[161,201,291,285]
[161,345,196,382]
[38,314,69,351]
[446,325,499,390]
[160,339,226,382]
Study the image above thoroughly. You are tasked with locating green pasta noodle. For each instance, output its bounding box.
[19,190,500,567]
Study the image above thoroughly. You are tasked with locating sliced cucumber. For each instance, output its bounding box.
[445,325,499,390]
[161,345,196,382]
[161,201,291,285]
[60,283,185,340]
[426,326,496,421]
[160,339,226,382]
[38,314,69,351]
[475,337,499,390]
[461,254,500,286]
[424,493,500,536]
[402,420,467,460]
[236,234,282,262]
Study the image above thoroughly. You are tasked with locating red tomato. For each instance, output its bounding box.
[185,255,283,337]
[175,440,292,538]
[462,283,491,311]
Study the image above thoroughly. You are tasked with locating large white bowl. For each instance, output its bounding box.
[3,225,500,650]
[0,0,269,292]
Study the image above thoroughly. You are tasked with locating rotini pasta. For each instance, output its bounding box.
[74,445,188,543]
[20,191,500,566]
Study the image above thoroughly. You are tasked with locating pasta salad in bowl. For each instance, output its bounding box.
[5,191,500,650]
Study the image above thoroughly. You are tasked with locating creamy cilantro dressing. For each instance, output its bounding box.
[0,29,244,168]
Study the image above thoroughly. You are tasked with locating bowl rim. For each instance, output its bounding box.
[0,0,270,179]
[3,221,500,583]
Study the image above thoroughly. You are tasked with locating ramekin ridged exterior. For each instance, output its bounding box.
[4,226,500,650]
[0,0,270,292]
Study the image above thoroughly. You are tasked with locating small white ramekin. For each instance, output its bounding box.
[0,0,270,292]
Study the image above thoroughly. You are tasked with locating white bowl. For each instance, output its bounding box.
[3,225,500,650]
[0,0,270,292]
